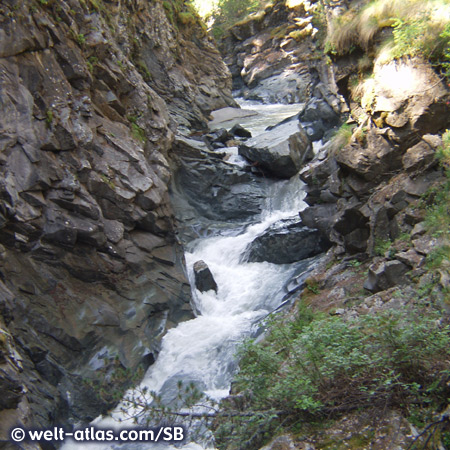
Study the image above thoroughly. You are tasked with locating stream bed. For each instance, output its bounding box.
[62,100,320,450]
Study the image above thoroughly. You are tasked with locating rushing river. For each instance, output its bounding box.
[62,100,317,450]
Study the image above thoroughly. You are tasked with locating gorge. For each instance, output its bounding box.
[1,0,450,449]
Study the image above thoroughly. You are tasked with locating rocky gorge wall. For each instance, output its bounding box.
[214,1,450,447]
[0,0,234,441]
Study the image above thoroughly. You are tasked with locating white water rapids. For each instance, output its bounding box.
[62,101,316,450]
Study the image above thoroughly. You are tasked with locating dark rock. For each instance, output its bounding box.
[0,369,23,409]
[193,260,218,293]
[172,137,266,222]
[299,98,340,128]
[230,124,252,138]
[245,219,331,264]
[402,139,437,173]
[299,204,337,234]
[364,260,409,292]
[335,129,402,181]
[239,121,312,178]
[303,120,326,142]
[344,227,370,253]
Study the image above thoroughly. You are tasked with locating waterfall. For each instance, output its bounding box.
[61,100,318,450]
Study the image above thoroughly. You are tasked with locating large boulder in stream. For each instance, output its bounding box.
[244,219,331,264]
[193,260,218,293]
[238,121,313,178]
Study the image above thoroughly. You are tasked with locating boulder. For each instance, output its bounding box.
[193,260,218,293]
[230,124,252,138]
[364,58,450,148]
[243,70,312,104]
[244,218,331,264]
[238,121,312,178]
[364,260,409,293]
[402,139,437,173]
[335,129,402,181]
[172,136,266,223]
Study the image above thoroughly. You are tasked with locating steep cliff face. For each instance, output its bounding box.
[0,0,234,438]
[218,0,345,109]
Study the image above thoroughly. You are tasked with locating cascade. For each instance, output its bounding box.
[62,100,320,450]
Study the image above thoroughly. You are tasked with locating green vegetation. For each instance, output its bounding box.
[325,0,450,73]
[424,130,450,302]
[100,173,115,190]
[326,0,450,74]
[191,0,267,39]
[214,302,450,449]
[76,33,86,46]
[331,123,354,152]
[128,115,147,144]
[45,109,53,128]
[83,356,144,406]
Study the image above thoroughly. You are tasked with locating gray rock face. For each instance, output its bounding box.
[245,219,331,264]
[242,70,312,104]
[239,121,313,178]
[364,260,409,293]
[0,0,235,436]
[335,129,403,182]
[193,261,218,293]
[171,135,266,230]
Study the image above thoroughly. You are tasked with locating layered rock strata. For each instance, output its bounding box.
[0,0,234,438]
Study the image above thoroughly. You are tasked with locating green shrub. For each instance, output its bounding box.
[214,303,450,449]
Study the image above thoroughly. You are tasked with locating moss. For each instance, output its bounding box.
[100,174,115,190]
[288,26,312,42]
[136,61,152,81]
[177,11,196,26]
[45,109,53,128]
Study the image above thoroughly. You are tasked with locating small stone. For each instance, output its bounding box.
[396,249,425,268]
[413,236,438,255]
[411,222,427,238]
[230,124,252,138]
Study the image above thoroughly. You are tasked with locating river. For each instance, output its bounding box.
[61,100,319,450]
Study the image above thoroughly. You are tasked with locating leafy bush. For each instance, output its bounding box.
[214,302,450,449]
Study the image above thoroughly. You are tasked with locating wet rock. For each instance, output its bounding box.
[172,136,266,223]
[364,260,409,293]
[239,121,312,178]
[245,219,331,264]
[193,260,218,293]
[230,124,252,138]
[299,98,340,128]
[243,70,312,104]
[209,107,258,130]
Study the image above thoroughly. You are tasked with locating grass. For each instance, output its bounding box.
[128,115,147,144]
[331,123,354,153]
[326,0,450,70]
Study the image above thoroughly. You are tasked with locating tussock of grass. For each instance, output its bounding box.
[327,0,450,63]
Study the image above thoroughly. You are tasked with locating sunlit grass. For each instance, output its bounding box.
[327,0,450,63]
